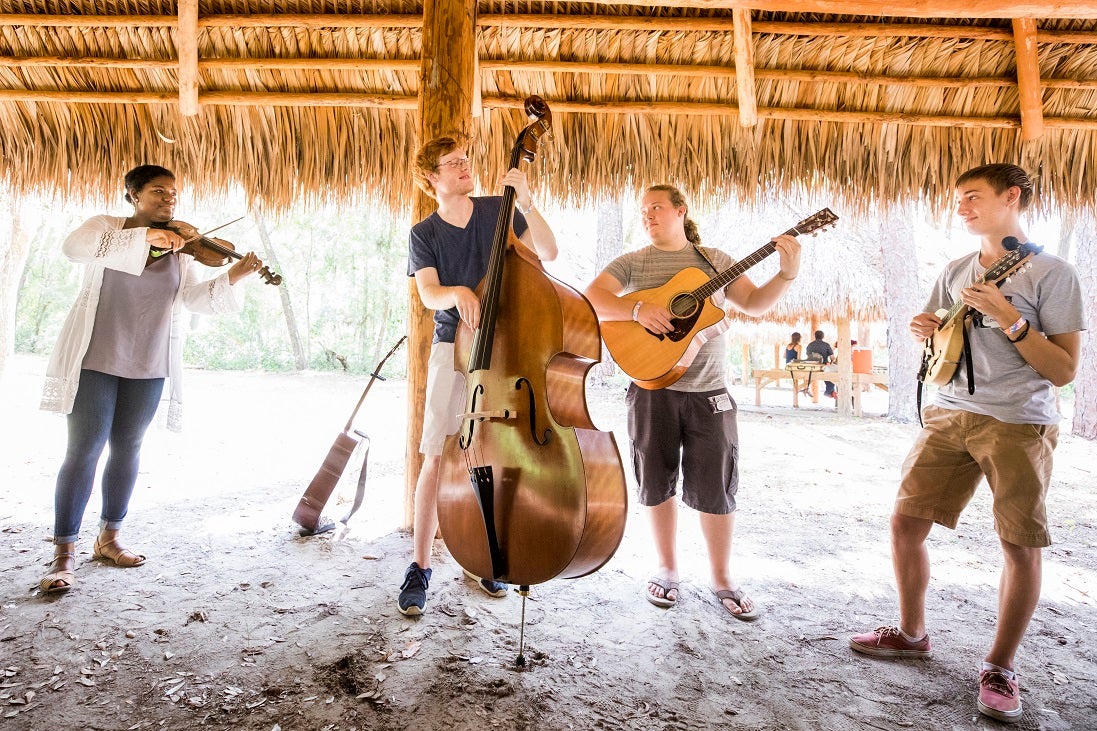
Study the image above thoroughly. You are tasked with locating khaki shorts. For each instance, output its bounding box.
[419,342,467,456]
[896,405,1058,547]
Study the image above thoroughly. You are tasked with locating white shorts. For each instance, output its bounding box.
[419,342,467,456]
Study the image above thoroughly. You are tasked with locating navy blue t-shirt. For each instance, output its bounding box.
[407,196,528,344]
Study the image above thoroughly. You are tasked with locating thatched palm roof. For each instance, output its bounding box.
[2,2,1096,216]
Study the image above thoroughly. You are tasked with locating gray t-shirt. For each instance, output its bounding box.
[928,248,1086,424]
[82,253,179,379]
[603,244,733,392]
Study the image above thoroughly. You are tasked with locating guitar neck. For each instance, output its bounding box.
[693,219,804,299]
[695,242,776,299]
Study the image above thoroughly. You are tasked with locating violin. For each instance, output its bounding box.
[151,219,283,286]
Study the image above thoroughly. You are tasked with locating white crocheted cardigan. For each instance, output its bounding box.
[40,215,240,429]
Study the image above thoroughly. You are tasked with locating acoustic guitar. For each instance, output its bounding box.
[601,208,838,390]
[918,240,1041,387]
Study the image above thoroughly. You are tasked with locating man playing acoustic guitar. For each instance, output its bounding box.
[585,184,800,621]
[850,164,1086,724]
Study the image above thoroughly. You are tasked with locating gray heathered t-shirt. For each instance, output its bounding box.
[928,248,1086,424]
[603,244,734,392]
[82,254,179,379]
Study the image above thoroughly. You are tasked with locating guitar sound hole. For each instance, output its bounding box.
[669,294,699,318]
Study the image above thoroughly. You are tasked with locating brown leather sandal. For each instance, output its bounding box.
[39,552,76,594]
[92,535,146,567]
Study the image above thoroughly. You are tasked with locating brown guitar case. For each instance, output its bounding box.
[292,336,406,534]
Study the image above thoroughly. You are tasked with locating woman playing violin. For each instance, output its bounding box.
[37,164,264,594]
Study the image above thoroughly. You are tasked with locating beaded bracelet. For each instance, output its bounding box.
[632,301,643,322]
[1007,321,1032,344]
[1002,316,1027,337]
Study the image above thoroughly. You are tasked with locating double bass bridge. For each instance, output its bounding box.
[459,408,518,422]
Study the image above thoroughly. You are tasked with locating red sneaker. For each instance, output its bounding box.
[849,626,932,658]
[978,669,1022,723]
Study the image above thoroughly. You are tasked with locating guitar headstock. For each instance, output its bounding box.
[789,208,839,237]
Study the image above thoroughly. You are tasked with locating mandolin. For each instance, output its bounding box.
[919,240,1041,387]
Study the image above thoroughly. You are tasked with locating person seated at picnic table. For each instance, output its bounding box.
[784,332,802,363]
[804,330,836,397]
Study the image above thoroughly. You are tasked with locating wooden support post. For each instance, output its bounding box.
[177,0,199,116]
[732,8,758,128]
[405,0,476,530]
[837,317,853,417]
[1012,17,1044,141]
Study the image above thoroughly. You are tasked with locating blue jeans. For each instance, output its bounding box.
[53,369,165,544]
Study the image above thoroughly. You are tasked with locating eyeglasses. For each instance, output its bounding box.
[435,157,471,171]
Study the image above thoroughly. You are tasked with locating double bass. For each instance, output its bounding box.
[436,97,627,593]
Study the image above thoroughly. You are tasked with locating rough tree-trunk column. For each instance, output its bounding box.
[879,205,921,422]
[405,0,477,529]
[1072,211,1096,440]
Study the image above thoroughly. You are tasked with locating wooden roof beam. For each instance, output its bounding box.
[15,55,1097,92]
[1012,17,1044,140]
[177,0,199,116]
[732,9,757,128]
[590,1,1097,19]
[4,88,1097,131]
[5,13,1097,45]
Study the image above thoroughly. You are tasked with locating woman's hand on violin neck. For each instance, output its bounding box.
[145,227,185,253]
[227,251,265,285]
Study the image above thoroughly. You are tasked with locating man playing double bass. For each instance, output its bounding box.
[401,135,558,615]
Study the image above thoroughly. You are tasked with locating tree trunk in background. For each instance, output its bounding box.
[879,205,921,423]
[254,215,307,371]
[407,0,476,529]
[836,317,853,417]
[1072,213,1096,440]
[0,198,30,378]
[592,197,624,381]
[1057,210,1075,260]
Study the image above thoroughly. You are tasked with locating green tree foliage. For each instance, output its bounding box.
[14,198,410,376]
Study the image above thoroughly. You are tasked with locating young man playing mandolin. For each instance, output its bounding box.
[584,185,800,621]
[401,135,558,615]
[849,164,1085,723]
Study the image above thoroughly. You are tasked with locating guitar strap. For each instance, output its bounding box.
[961,315,977,395]
[691,242,722,275]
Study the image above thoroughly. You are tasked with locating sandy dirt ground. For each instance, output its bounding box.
[1,353,1094,731]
